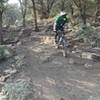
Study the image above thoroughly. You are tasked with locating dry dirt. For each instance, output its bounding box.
[1,30,100,100]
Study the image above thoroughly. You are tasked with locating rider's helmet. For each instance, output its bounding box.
[60,11,67,16]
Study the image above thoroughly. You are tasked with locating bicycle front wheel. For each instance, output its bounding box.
[63,45,67,57]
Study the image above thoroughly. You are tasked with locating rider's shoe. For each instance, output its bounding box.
[55,39,58,44]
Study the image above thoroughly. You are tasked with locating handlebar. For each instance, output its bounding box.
[56,29,72,35]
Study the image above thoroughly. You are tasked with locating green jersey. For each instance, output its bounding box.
[55,16,69,28]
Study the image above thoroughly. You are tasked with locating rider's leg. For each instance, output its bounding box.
[55,27,64,45]
[55,32,58,44]
[55,26,59,44]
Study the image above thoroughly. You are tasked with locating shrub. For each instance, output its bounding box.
[2,80,34,100]
[77,24,100,44]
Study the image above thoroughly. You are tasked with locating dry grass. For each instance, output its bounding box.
[38,16,56,23]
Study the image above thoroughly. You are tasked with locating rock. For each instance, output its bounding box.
[91,22,100,27]
[92,54,100,61]
[15,55,26,68]
[4,46,16,59]
[0,76,6,82]
[17,41,22,46]
[0,74,11,82]
[3,37,19,44]
[4,49,12,58]
[84,63,93,69]
[73,36,84,42]
[16,60,24,68]
[15,55,25,60]
[95,38,100,47]
[81,52,92,59]
[4,68,17,75]
[20,28,32,38]
[0,93,8,100]
[0,69,17,82]
[30,36,40,42]
[3,38,10,43]
[14,37,19,42]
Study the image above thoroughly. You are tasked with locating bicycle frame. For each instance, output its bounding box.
[56,30,68,57]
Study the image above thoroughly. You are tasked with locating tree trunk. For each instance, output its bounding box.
[72,0,87,24]
[39,10,49,19]
[23,14,26,27]
[18,0,27,27]
[38,0,56,19]
[0,11,3,44]
[0,12,2,28]
[70,5,74,17]
[81,12,86,24]
[31,0,39,32]
[80,6,87,24]
[61,1,65,11]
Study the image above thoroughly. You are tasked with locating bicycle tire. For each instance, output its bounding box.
[62,41,68,58]
[56,30,68,58]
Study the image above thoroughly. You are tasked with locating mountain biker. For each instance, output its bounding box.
[53,11,70,44]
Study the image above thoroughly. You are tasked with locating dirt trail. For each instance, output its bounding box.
[12,32,100,100]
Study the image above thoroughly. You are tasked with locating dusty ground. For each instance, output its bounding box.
[1,29,100,100]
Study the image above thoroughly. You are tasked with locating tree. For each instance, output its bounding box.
[0,0,8,27]
[0,0,8,44]
[37,0,56,19]
[3,4,21,26]
[31,0,39,31]
[95,0,100,22]
[71,0,87,24]
[56,0,69,11]
[95,0,100,9]
[18,0,28,27]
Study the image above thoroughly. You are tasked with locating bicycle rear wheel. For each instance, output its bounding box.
[61,39,68,57]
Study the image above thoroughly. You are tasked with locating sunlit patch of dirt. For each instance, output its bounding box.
[31,47,43,53]
[40,36,55,46]
[32,80,58,100]
[42,94,56,100]
[93,74,100,78]
[64,81,92,93]
[70,79,97,87]
[46,77,56,85]
[38,16,56,22]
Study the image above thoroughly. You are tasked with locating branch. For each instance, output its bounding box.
[72,0,79,8]
[47,0,56,12]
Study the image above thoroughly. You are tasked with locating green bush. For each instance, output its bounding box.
[77,24,100,43]
[95,27,100,35]
[2,81,33,100]
[0,45,5,60]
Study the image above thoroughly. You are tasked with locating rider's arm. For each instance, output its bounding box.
[53,22,57,32]
[53,17,60,31]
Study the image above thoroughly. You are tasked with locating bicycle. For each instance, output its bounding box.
[56,30,69,57]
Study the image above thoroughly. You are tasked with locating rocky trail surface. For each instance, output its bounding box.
[0,25,100,100]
